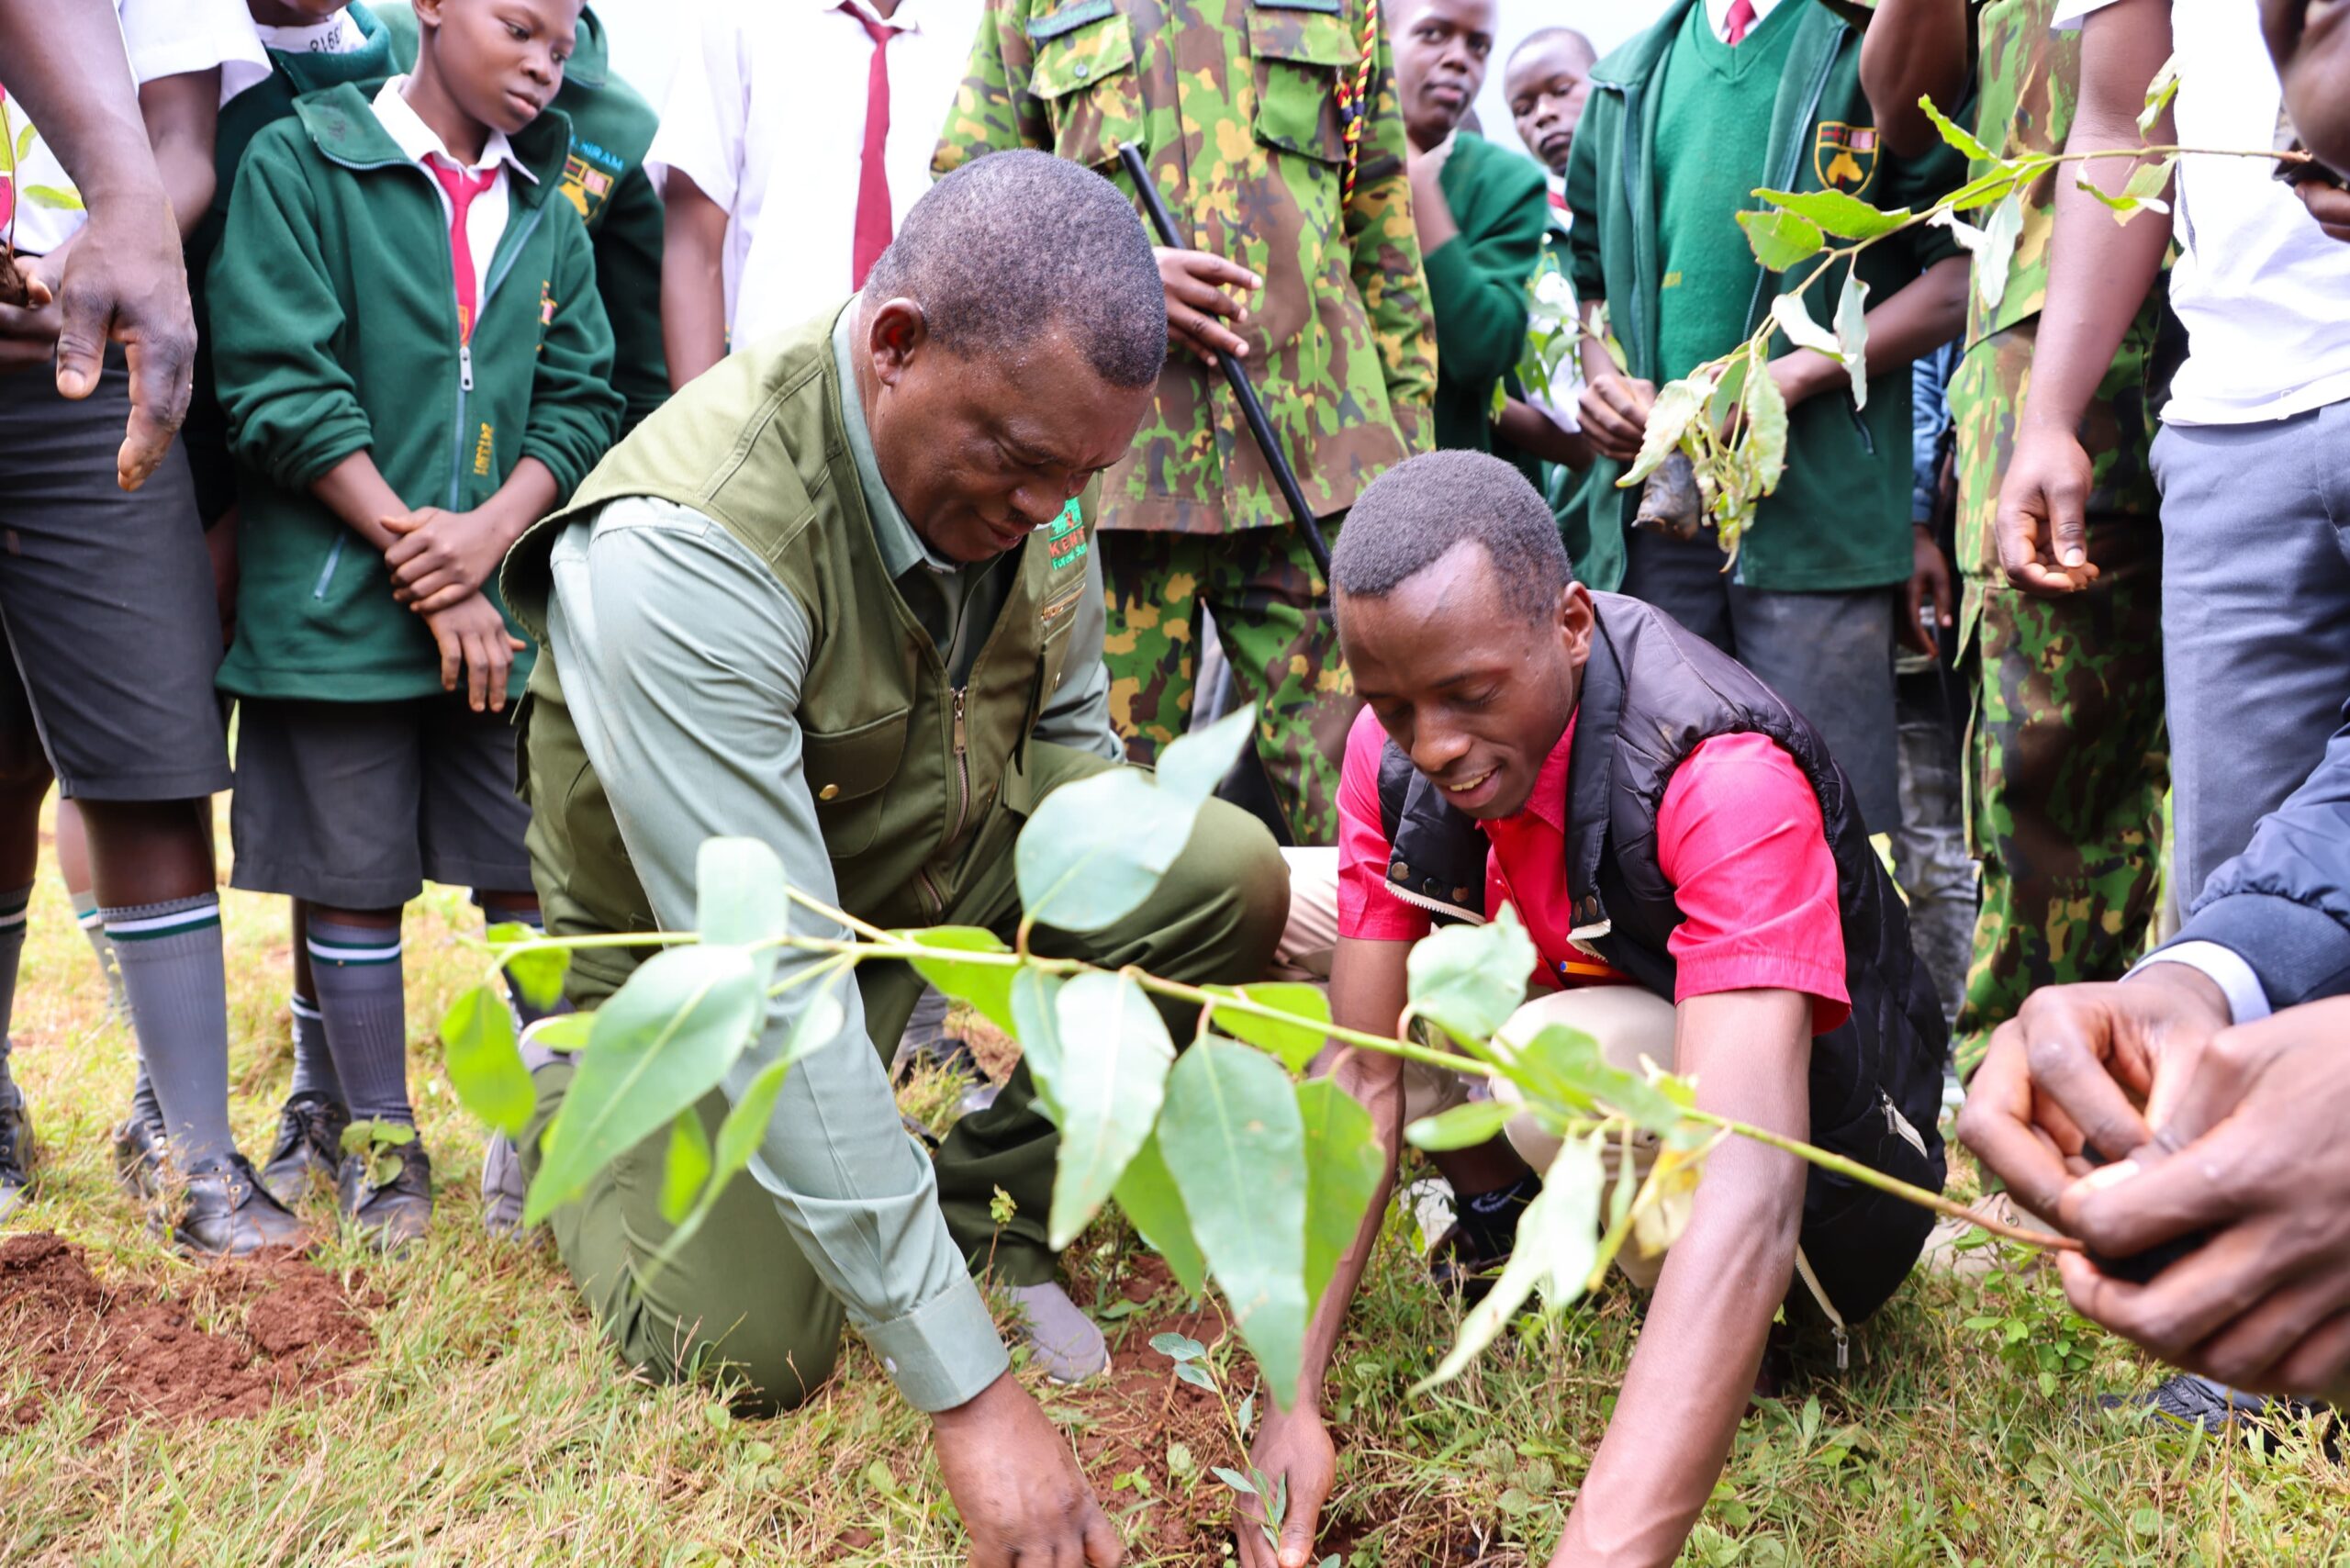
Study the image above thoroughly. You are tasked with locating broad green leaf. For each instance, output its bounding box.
[1013,767,1204,934]
[1735,207,1825,272]
[659,1106,712,1224]
[1114,1128,1209,1297]
[1159,1041,1309,1409]
[2122,158,2175,213]
[1154,705,1256,804]
[1041,971,1174,1249]
[1618,372,1715,487]
[1175,1361,1217,1390]
[22,185,84,211]
[698,836,789,988]
[1404,1098,1519,1151]
[1202,982,1331,1073]
[1296,1079,1382,1321]
[1495,1023,1683,1136]
[1753,186,1910,241]
[1151,1331,1207,1362]
[902,925,1017,1036]
[530,1011,594,1054]
[1008,969,1066,1114]
[1416,1132,1605,1391]
[1743,353,1790,498]
[2138,53,2179,134]
[1707,353,1751,429]
[1834,273,1871,410]
[1919,95,1992,164]
[525,944,764,1225]
[1768,295,1841,360]
[1403,904,1538,1050]
[486,923,570,1013]
[438,983,535,1137]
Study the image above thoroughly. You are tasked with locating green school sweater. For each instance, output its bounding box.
[210,84,623,704]
[1427,132,1550,455]
[1565,0,1968,593]
[380,3,668,433]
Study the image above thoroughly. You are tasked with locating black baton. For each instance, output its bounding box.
[1117,142,1334,579]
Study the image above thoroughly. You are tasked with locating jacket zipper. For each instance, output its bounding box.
[1380,879,1487,925]
[912,689,972,922]
[447,200,549,510]
[312,535,347,599]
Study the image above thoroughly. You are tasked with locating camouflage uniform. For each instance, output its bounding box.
[934,0,1438,844]
[1948,0,2172,1068]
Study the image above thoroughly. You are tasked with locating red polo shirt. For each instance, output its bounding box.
[1336,705,1851,1034]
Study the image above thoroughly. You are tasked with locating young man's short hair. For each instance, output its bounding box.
[1333,450,1574,625]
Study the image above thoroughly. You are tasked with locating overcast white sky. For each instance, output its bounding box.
[590,0,1664,171]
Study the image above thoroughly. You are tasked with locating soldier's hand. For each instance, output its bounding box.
[1578,373,1655,464]
[1993,423,2098,597]
[1156,247,1259,364]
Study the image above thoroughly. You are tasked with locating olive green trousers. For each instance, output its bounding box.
[522,743,1288,1411]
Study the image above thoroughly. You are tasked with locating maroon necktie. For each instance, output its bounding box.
[1723,0,1758,44]
[841,3,901,288]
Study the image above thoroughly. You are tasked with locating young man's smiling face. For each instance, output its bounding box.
[416,0,580,137]
[1338,539,1593,820]
[1393,0,1498,149]
[1505,33,1597,178]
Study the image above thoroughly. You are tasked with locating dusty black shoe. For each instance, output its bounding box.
[1427,1172,1543,1302]
[0,1090,30,1226]
[112,1110,167,1199]
[258,1091,350,1207]
[168,1154,308,1256]
[337,1136,432,1255]
[2097,1374,2326,1445]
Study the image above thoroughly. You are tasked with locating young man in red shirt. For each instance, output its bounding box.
[1241,450,1948,1568]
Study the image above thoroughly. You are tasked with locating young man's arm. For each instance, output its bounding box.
[649,4,751,388]
[1994,0,2173,595]
[1763,254,1970,412]
[659,169,731,388]
[1859,0,1975,159]
[1547,988,1814,1567]
[1348,24,1440,455]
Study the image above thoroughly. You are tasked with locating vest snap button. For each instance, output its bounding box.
[1422,878,1441,897]
[819,783,841,801]
[1390,861,1408,881]
[1453,886,1473,903]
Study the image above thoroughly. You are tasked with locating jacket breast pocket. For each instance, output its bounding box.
[1247,0,1355,165]
[1026,1,1144,170]
[800,708,908,860]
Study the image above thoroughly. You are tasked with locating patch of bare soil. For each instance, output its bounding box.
[0,1231,375,1433]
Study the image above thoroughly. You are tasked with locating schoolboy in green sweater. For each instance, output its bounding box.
[209,0,621,1251]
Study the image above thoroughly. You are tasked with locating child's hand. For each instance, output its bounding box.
[420,590,523,713]
[0,253,67,374]
[385,507,507,612]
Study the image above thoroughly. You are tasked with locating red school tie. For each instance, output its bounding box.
[841,3,902,289]
[426,154,499,343]
[1722,0,1757,44]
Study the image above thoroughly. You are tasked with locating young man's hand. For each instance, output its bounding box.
[419,590,523,714]
[1993,423,2100,596]
[1155,247,1259,364]
[931,1371,1123,1567]
[1577,373,1656,464]
[0,252,67,373]
[1235,1404,1337,1568]
[1901,524,1953,656]
[384,507,512,613]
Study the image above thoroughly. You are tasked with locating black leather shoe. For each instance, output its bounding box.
[258,1091,350,1207]
[0,1089,31,1225]
[2098,1374,2332,1450]
[338,1136,432,1255]
[112,1110,167,1199]
[167,1153,308,1256]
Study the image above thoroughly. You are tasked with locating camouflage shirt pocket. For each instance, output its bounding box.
[1025,1,1144,171]
[1246,0,1355,165]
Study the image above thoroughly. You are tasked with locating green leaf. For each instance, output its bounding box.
[14,123,33,165]
[438,983,535,1137]
[1404,1098,1519,1152]
[1976,193,2025,311]
[1211,1467,1259,1495]
[1742,353,1789,498]
[21,184,83,211]
[524,944,765,1225]
[1007,969,1066,1114]
[2138,53,2180,134]
[1833,273,1871,410]
[1114,1127,1209,1297]
[1038,971,1174,1249]
[1013,768,1203,934]
[1416,1132,1605,1391]
[1919,95,1993,165]
[1153,705,1256,804]
[1151,1331,1207,1362]
[1202,982,1331,1073]
[530,1011,594,1054]
[1296,1079,1382,1322]
[1175,1361,1217,1391]
[1159,1040,1309,1410]
[1707,353,1751,429]
[1753,186,1910,240]
[1735,207,1826,272]
[486,924,570,1014]
[2122,157,2175,213]
[697,836,789,988]
[1768,295,1841,360]
[659,1106,712,1224]
[1617,372,1715,487]
[1496,1023,1683,1136]
[902,925,1017,1036]
[1403,904,1538,1050]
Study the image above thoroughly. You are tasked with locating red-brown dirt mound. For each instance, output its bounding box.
[0,1231,375,1433]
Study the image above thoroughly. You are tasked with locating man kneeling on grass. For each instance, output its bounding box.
[1239,451,1949,1568]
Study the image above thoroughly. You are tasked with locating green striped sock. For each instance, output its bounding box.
[0,883,28,1095]
[306,915,410,1125]
[70,888,132,1027]
[103,894,234,1170]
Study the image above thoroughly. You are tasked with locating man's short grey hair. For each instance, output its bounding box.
[864,151,1167,389]
[1333,451,1573,625]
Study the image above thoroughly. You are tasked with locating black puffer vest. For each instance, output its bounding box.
[1379,593,1947,1320]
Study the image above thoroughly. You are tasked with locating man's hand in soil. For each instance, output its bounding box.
[931,1371,1123,1568]
[2293,179,2350,243]
[1156,247,1259,364]
[1236,1403,1337,1568]
[1577,372,1656,465]
[1992,422,2100,597]
[2052,996,2350,1402]
[385,509,513,612]
[1956,965,2235,1222]
[420,591,523,715]
[1902,524,1953,656]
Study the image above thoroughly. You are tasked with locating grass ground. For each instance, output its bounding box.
[2,813,2347,1566]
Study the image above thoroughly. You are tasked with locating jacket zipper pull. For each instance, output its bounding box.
[459,342,475,392]
[953,689,968,756]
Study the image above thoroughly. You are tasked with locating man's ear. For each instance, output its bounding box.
[1557,580,1595,667]
[866,298,931,390]
[414,0,446,31]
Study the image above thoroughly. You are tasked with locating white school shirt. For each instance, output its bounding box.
[1703,0,1785,43]
[370,75,538,315]
[255,11,369,56]
[2,0,267,257]
[647,0,984,350]
[2053,0,2350,423]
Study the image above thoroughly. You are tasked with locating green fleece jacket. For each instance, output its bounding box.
[1427,131,1550,455]
[1564,0,1966,593]
[210,83,623,704]
[380,3,667,433]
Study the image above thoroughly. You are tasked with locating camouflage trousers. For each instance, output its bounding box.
[1099,521,1356,847]
[1949,324,2169,1070]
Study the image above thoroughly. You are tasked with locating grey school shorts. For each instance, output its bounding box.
[0,356,231,801]
[229,695,534,909]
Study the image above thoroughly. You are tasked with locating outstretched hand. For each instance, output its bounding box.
[933,1372,1123,1568]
